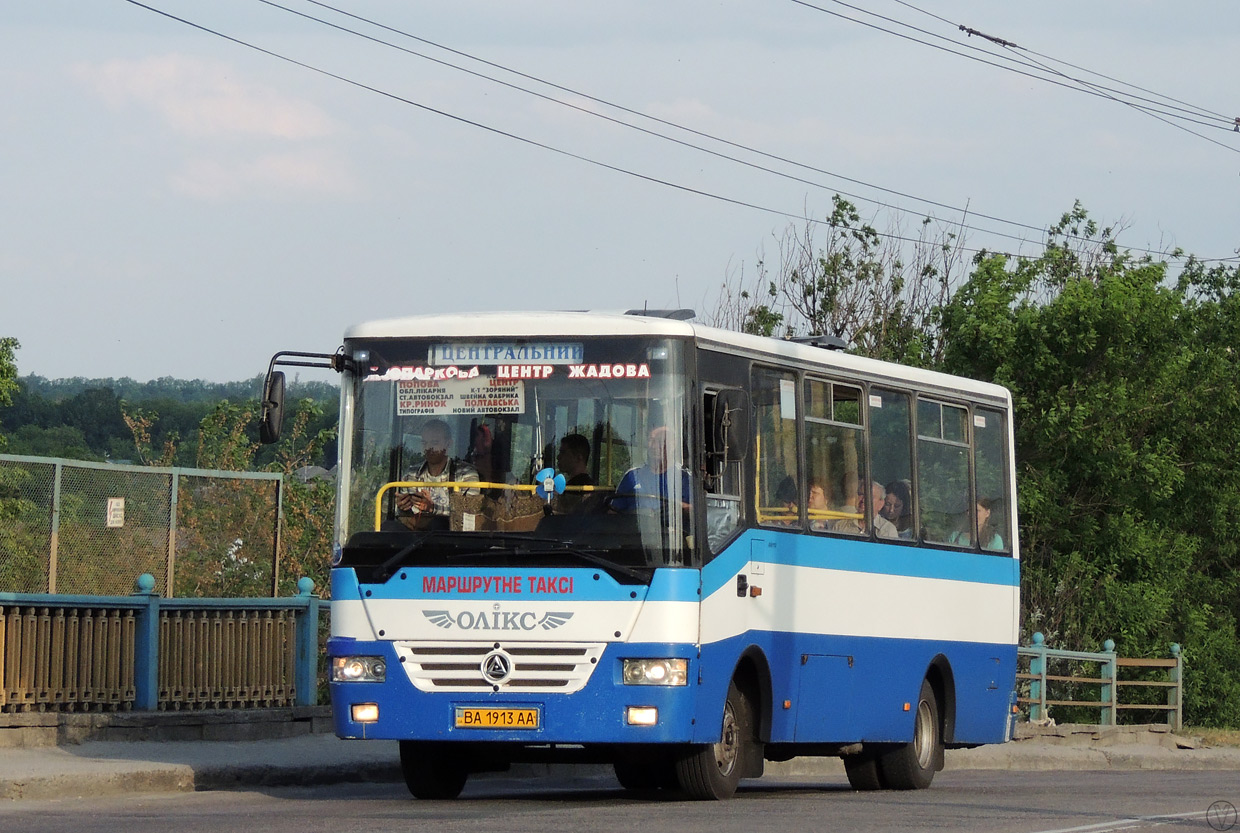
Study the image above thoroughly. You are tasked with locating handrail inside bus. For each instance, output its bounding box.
[759,508,862,523]
[373,480,600,531]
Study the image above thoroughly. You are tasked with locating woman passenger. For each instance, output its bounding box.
[882,479,913,539]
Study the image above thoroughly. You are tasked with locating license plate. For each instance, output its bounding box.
[454,707,540,729]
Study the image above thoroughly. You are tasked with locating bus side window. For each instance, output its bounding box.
[917,400,972,546]
[806,378,863,534]
[974,407,1011,553]
[869,388,914,540]
[752,368,799,529]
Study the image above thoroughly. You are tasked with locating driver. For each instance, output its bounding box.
[611,426,691,513]
[396,419,479,530]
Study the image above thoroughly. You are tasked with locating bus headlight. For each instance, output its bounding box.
[331,656,387,683]
[622,658,688,686]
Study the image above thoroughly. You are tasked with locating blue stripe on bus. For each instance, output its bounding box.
[702,529,1018,599]
[695,630,1016,745]
[325,632,1014,746]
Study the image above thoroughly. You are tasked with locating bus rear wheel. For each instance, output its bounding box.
[877,679,942,790]
[842,751,885,791]
[399,741,468,800]
[675,680,752,800]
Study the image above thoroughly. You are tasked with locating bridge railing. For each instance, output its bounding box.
[1017,632,1183,730]
[0,573,321,713]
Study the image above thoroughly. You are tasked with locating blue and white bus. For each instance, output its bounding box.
[261,310,1019,800]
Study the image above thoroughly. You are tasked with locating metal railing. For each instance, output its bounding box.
[0,454,284,597]
[1017,632,1183,730]
[0,574,320,713]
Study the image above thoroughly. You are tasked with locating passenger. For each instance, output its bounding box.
[833,480,898,539]
[807,477,831,531]
[554,433,594,513]
[466,421,495,483]
[611,426,691,513]
[978,498,1004,550]
[948,498,1004,550]
[396,419,479,530]
[773,476,799,526]
[881,479,914,539]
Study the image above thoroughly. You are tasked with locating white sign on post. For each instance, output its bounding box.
[106,497,125,528]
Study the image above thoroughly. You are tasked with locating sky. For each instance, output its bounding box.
[3,0,1238,384]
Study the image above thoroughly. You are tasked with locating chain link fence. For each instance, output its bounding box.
[0,454,283,598]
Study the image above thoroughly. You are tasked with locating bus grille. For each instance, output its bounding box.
[394,642,606,693]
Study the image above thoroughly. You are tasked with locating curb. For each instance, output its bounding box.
[3,735,1239,802]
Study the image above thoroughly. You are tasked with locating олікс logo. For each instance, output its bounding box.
[423,610,573,631]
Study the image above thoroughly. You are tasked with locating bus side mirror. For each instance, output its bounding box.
[712,389,750,462]
[260,370,286,444]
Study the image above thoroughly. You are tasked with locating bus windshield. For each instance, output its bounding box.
[335,335,692,579]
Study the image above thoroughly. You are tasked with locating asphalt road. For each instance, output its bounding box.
[1,770,1237,833]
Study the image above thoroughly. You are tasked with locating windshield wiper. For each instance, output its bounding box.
[374,533,432,582]
[551,547,652,584]
[443,545,651,584]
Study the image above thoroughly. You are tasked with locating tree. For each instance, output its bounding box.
[705,196,967,366]
[941,205,1240,725]
[126,397,338,598]
[0,337,17,450]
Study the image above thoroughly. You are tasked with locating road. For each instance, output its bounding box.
[0,771,1236,833]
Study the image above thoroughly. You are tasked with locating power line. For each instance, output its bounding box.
[253,0,1228,259]
[882,0,1240,155]
[119,0,1237,264]
[1009,48,1240,157]
[250,0,1044,249]
[787,0,1240,151]
[891,0,1233,124]
[822,0,1237,130]
[118,0,1008,256]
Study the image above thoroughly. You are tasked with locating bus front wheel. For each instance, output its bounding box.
[877,679,942,790]
[675,680,752,800]
[399,741,468,799]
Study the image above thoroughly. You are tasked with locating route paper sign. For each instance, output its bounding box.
[397,376,525,416]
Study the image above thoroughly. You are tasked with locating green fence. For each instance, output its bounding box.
[0,454,283,598]
[0,574,321,712]
[1018,632,1183,730]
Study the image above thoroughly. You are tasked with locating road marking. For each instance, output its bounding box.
[1030,810,1208,833]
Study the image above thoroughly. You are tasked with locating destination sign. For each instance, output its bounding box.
[396,376,525,416]
[430,342,583,366]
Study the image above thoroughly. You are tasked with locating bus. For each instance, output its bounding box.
[259,309,1019,800]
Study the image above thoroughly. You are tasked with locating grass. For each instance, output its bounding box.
[1187,727,1240,747]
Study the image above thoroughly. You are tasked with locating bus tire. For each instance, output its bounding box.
[675,680,751,800]
[399,741,468,800]
[842,751,885,791]
[877,679,941,790]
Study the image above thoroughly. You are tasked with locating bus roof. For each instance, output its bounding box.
[344,311,1010,406]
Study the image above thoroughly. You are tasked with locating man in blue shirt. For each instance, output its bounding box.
[612,426,691,513]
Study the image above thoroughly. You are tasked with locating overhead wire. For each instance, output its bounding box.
[880,0,1240,155]
[119,0,1239,264]
[250,0,1044,249]
[118,0,1010,258]
[252,0,1225,259]
[890,0,1233,124]
[787,0,1240,147]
